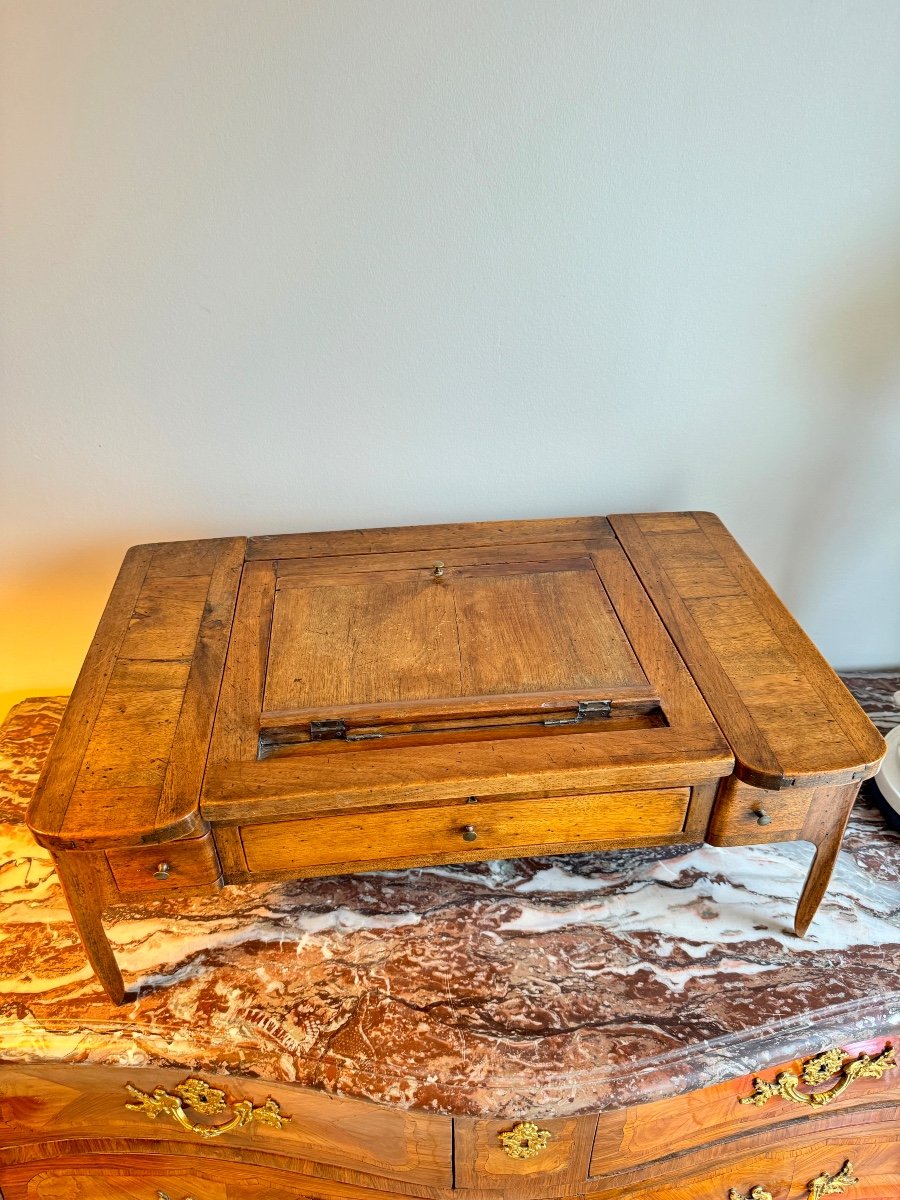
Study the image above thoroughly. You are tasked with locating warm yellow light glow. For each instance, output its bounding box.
[0,545,126,723]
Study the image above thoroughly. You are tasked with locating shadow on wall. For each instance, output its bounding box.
[782,239,900,664]
[0,539,135,720]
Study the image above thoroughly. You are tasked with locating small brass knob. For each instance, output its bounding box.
[753,809,772,827]
[433,561,445,577]
[462,824,478,842]
[153,862,171,880]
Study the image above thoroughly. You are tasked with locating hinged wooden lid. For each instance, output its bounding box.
[256,552,662,752]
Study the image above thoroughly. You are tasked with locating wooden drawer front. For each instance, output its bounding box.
[0,1066,452,1190]
[6,1155,412,1200]
[591,1037,898,1178]
[454,1116,597,1198]
[587,1108,900,1199]
[22,1162,229,1199]
[106,833,222,894]
[240,788,691,876]
[706,776,815,846]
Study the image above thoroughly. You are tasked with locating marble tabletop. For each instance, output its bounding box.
[0,673,898,1119]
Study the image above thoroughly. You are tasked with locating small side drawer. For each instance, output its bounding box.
[706,776,815,846]
[454,1115,596,1198]
[106,832,222,893]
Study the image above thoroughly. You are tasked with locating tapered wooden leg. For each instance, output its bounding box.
[53,850,126,1005]
[794,782,860,937]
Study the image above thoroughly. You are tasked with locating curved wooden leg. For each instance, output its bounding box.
[794,782,860,937]
[53,850,126,1005]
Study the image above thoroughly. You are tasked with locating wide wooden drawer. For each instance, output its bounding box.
[591,1037,898,1178]
[4,1154,410,1200]
[106,832,222,894]
[587,1106,900,1198]
[239,788,692,876]
[0,1066,452,1190]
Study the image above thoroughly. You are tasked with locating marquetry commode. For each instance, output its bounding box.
[26,513,886,1005]
[0,1036,897,1199]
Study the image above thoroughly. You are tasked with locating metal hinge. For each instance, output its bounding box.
[544,699,612,727]
[309,719,347,741]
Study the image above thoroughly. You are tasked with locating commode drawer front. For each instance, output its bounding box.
[5,1155,411,1200]
[105,831,222,893]
[455,1115,597,1198]
[239,788,692,877]
[586,1117,900,1199]
[590,1038,898,1180]
[0,1066,452,1189]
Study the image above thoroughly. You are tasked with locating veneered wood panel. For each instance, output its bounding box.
[26,1164,229,1198]
[240,788,691,875]
[454,1115,596,1197]
[5,1157,442,1200]
[0,1065,452,1189]
[587,1106,900,1198]
[590,1036,899,1178]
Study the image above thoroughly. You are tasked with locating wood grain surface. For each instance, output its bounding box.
[609,512,886,789]
[239,787,692,876]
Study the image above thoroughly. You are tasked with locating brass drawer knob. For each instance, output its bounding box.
[740,1044,895,1108]
[498,1121,552,1159]
[126,1076,290,1139]
[462,824,478,842]
[432,561,445,577]
[153,862,171,880]
[808,1160,857,1200]
[753,809,772,826]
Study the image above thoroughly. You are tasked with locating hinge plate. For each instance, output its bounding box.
[544,699,612,727]
[309,719,347,741]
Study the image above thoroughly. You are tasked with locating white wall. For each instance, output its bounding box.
[2,0,899,712]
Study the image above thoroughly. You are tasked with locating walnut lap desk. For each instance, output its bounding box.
[27,513,886,1004]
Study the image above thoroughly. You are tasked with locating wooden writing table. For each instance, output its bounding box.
[26,513,886,1003]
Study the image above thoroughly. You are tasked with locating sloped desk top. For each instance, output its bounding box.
[1,674,898,1120]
